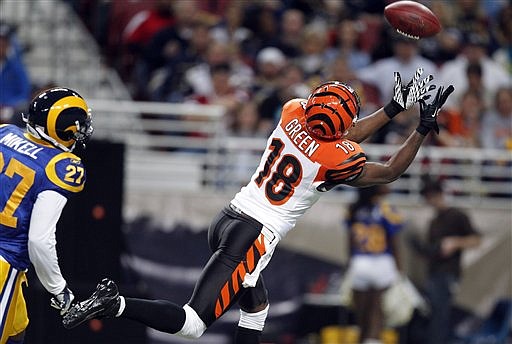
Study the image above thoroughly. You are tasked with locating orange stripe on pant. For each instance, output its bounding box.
[214,233,266,318]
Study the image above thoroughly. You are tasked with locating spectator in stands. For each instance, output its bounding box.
[451,0,490,41]
[463,62,493,108]
[481,87,512,150]
[186,62,249,117]
[437,90,483,147]
[119,0,175,94]
[274,8,305,59]
[136,0,218,99]
[434,62,488,147]
[295,21,332,83]
[151,22,212,102]
[0,22,31,123]
[345,185,403,344]
[242,1,282,59]
[409,177,481,344]
[491,1,512,74]
[229,100,265,138]
[183,41,253,101]
[327,19,371,71]
[420,1,462,65]
[357,33,438,107]
[122,0,175,51]
[257,62,310,134]
[252,47,287,96]
[210,2,252,55]
[438,33,511,110]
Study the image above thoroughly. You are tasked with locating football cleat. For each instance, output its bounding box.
[62,278,120,329]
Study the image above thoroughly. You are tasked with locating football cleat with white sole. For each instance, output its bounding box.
[62,278,120,329]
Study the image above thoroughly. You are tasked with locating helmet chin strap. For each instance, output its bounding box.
[26,123,75,152]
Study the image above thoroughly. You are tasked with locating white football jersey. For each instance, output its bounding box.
[231,99,366,238]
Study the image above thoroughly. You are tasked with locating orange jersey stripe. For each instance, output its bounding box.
[214,233,267,319]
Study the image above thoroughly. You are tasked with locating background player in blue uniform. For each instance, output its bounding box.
[0,87,93,344]
[345,184,403,344]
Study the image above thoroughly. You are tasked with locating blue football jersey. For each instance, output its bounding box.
[0,124,86,270]
[346,201,403,256]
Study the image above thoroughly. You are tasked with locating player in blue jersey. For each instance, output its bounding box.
[345,185,403,343]
[0,87,93,344]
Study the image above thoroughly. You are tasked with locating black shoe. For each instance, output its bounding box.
[62,278,120,329]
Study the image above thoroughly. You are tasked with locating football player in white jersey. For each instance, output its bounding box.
[63,69,453,343]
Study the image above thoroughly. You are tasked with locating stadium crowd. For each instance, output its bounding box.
[74,0,511,150]
[2,0,511,149]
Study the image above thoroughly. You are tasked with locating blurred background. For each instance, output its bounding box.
[0,0,510,343]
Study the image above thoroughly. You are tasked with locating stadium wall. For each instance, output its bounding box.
[124,190,512,318]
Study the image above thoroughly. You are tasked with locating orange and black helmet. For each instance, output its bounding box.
[304,81,360,141]
[23,87,93,151]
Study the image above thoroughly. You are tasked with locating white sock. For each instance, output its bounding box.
[115,296,126,317]
[238,304,269,331]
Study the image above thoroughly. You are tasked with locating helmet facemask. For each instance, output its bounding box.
[71,112,94,148]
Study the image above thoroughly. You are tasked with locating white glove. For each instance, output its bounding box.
[50,285,75,315]
[385,67,435,118]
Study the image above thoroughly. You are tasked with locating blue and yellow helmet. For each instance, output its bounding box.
[23,87,93,151]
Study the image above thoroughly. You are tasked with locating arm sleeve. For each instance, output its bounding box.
[28,190,68,295]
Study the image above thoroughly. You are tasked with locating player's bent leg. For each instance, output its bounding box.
[121,298,189,335]
[124,300,206,338]
[235,304,269,344]
[63,278,202,337]
[175,304,207,338]
[235,278,269,344]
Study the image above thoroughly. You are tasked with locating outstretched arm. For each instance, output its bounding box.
[343,107,392,143]
[347,85,454,187]
[344,68,435,143]
[347,130,426,186]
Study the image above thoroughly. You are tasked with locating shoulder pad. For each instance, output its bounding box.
[282,98,307,113]
[280,98,307,125]
[322,140,366,183]
[45,152,86,193]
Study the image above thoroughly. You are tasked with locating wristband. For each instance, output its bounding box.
[384,101,403,119]
[415,124,430,136]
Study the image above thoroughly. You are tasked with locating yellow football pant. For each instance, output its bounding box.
[0,259,28,344]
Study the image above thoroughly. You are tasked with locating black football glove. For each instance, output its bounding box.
[416,85,455,135]
[384,67,436,118]
[50,285,75,315]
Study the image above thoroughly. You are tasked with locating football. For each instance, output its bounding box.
[384,0,442,39]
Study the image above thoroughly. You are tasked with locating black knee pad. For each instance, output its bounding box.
[239,279,268,312]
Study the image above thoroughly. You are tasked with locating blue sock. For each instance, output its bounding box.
[6,338,23,344]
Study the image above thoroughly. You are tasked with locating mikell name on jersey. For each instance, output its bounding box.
[0,132,43,159]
